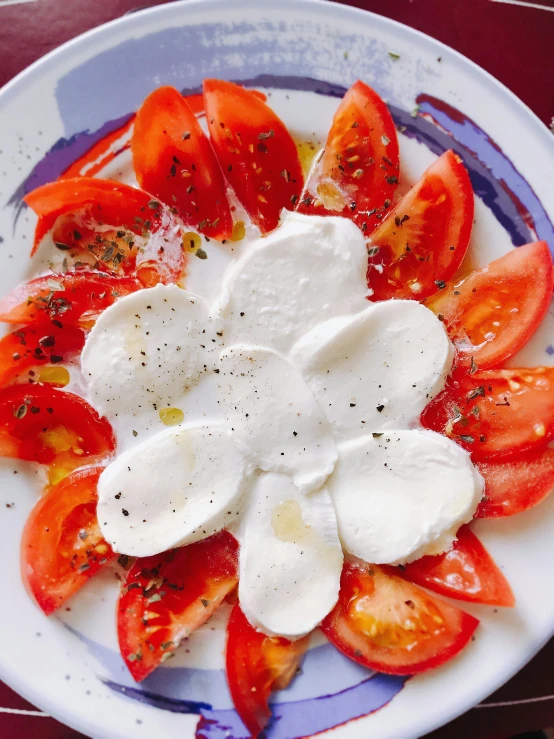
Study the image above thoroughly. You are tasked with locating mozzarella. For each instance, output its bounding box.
[291,300,452,442]
[97,423,248,557]
[327,430,483,565]
[213,210,369,354]
[217,345,337,493]
[81,284,217,420]
[237,472,343,639]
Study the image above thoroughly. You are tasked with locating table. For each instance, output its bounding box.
[0,1,553,737]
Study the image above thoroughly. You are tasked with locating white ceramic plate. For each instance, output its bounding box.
[1,1,553,737]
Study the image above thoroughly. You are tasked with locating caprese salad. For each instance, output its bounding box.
[2,78,553,738]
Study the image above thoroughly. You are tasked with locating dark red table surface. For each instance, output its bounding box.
[0,1,553,738]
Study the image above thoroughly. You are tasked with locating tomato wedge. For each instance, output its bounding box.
[402,526,514,607]
[21,466,113,615]
[0,271,141,327]
[297,80,399,234]
[476,449,554,518]
[321,560,478,675]
[118,531,239,682]
[0,322,84,387]
[428,241,553,369]
[132,86,233,240]
[366,150,473,301]
[0,384,114,477]
[203,79,303,234]
[421,367,554,460]
[226,602,309,738]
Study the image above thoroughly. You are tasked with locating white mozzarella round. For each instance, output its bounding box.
[291,300,452,442]
[97,424,248,557]
[81,284,217,419]
[217,344,337,493]
[237,472,343,639]
[327,430,483,565]
[213,210,369,354]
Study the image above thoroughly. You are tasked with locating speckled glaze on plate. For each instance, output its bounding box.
[0,1,553,738]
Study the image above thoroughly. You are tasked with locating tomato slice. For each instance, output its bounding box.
[366,150,473,301]
[132,86,233,241]
[421,367,554,460]
[402,526,514,607]
[0,322,84,388]
[428,241,553,369]
[297,80,399,234]
[0,271,141,327]
[322,561,478,675]
[0,384,114,478]
[21,466,113,615]
[226,602,309,738]
[118,531,239,682]
[203,79,304,234]
[476,449,554,518]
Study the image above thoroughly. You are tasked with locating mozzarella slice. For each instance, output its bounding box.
[291,300,452,442]
[214,210,369,354]
[238,472,343,639]
[327,430,483,565]
[97,424,248,557]
[81,284,217,419]
[217,345,337,493]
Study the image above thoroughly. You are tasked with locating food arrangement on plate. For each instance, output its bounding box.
[2,77,553,738]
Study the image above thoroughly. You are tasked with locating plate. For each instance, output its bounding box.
[0,1,553,737]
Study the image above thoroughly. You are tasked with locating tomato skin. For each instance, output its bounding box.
[402,526,514,607]
[203,79,304,234]
[0,271,142,326]
[421,367,554,460]
[21,466,113,615]
[321,560,478,675]
[367,150,473,301]
[297,80,399,233]
[226,603,309,738]
[0,384,114,472]
[0,322,84,387]
[132,86,233,241]
[118,531,239,682]
[476,449,554,518]
[427,241,553,369]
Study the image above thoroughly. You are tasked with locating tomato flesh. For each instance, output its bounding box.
[21,466,113,615]
[402,526,514,607]
[427,241,553,369]
[421,367,554,460]
[321,560,478,675]
[226,602,309,738]
[118,531,239,682]
[204,79,304,234]
[297,80,399,234]
[476,449,554,518]
[132,85,233,240]
[367,150,473,301]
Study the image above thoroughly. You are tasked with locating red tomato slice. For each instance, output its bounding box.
[427,241,553,369]
[0,322,84,387]
[321,560,478,675]
[476,449,554,518]
[366,150,473,301]
[132,86,233,241]
[0,384,114,478]
[402,526,514,607]
[421,367,554,460]
[297,80,399,234]
[21,466,113,615]
[226,602,309,738]
[0,271,141,327]
[203,79,304,234]
[118,531,239,682]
